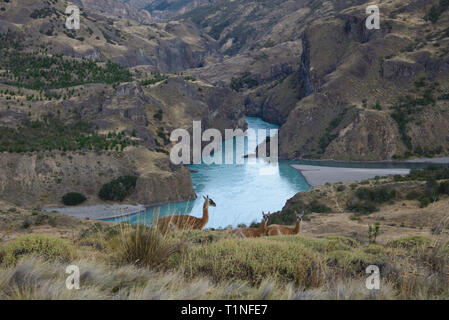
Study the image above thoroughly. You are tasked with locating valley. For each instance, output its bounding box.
[0,0,449,301]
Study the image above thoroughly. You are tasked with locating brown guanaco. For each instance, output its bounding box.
[156,195,216,234]
[265,211,304,236]
[229,212,270,238]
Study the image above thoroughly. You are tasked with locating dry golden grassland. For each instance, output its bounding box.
[0,218,448,300]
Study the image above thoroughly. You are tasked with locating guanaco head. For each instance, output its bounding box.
[203,195,216,207]
[262,211,270,223]
[296,211,304,222]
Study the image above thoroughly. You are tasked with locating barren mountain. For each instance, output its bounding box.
[0,0,246,207]
[178,0,449,160]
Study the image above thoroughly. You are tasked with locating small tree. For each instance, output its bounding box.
[62,192,87,206]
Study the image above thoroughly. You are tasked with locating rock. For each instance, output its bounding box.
[382,59,425,80]
[0,147,196,208]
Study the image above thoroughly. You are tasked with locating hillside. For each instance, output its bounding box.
[0,174,448,299]
[177,0,449,160]
[0,0,246,208]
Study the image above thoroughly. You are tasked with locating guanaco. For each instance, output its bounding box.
[265,211,304,236]
[156,195,216,234]
[229,212,270,238]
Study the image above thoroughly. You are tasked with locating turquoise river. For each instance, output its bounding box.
[106,117,310,228]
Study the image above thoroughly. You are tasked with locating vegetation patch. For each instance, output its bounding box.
[0,31,131,90]
[140,73,168,86]
[111,224,183,269]
[326,248,386,276]
[318,107,348,154]
[387,236,432,249]
[0,115,138,153]
[98,176,138,201]
[62,192,87,206]
[425,0,449,24]
[172,238,326,287]
[0,234,75,267]
[390,89,436,157]
[347,186,397,214]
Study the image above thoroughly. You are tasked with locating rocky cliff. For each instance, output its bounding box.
[0,147,196,208]
[179,0,449,161]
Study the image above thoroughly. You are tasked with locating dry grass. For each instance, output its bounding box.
[110,222,184,269]
[0,218,448,299]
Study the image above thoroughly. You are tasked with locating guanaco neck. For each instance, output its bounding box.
[201,201,209,226]
[294,220,300,234]
[259,220,266,233]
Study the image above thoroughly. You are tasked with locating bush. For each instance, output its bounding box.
[98,176,137,201]
[419,196,432,208]
[325,248,386,276]
[0,235,75,267]
[387,236,432,249]
[346,200,377,214]
[112,223,183,269]
[172,238,326,287]
[62,192,87,206]
[438,181,449,195]
[22,218,31,229]
[356,187,397,203]
[308,200,332,213]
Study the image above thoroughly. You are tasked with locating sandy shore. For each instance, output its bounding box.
[291,164,410,186]
[43,204,146,220]
[405,157,449,163]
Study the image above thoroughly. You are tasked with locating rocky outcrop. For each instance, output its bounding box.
[0,147,196,208]
[382,59,425,80]
[323,110,405,161]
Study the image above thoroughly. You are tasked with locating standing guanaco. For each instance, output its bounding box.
[265,211,304,236]
[156,195,216,234]
[229,212,270,238]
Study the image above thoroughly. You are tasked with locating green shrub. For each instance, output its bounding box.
[387,236,432,249]
[438,181,449,195]
[62,192,87,206]
[98,176,137,201]
[0,234,75,267]
[356,187,396,203]
[22,218,31,229]
[308,200,332,213]
[419,196,432,208]
[346,200,377,214]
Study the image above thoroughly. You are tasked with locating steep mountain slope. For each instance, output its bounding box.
[0,0,246,207]
[178,0,449,160]
[0,0,214,71]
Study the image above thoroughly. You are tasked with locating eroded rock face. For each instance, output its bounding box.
[323,110,405,161]
[382,59,425,80]
[0,75,246,208]
[0,147,196,208]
